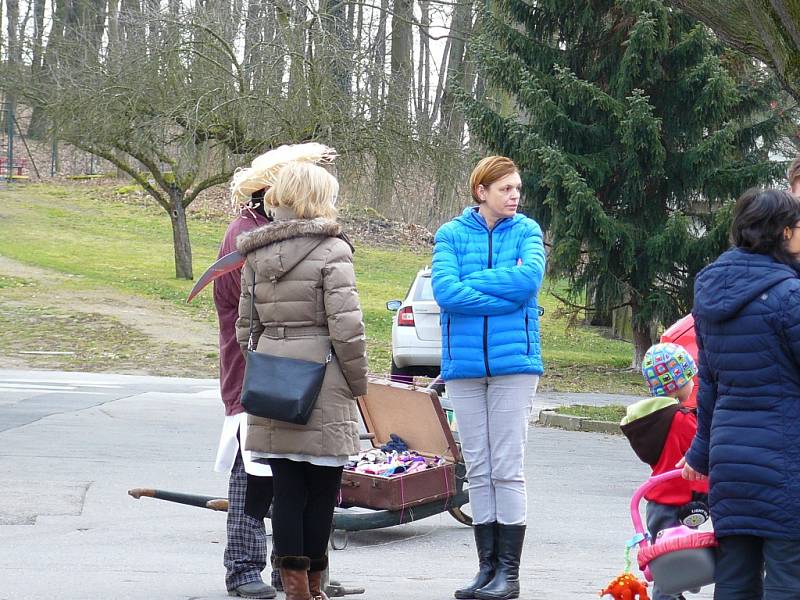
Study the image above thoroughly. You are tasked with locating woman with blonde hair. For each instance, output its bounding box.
[236,161,368,600]
[213,143,335,599]
[432,155,545,600]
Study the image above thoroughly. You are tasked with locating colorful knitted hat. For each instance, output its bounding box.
[642,342,697,397]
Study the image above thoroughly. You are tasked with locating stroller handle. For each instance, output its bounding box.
[629,469,685,542]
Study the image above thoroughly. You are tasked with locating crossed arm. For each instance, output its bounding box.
[431,223,545,314]
[460,224,545,304]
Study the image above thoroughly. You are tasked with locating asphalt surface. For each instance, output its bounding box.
[0,369,712,599]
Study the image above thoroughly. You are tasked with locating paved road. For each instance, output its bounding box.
[0,370,711,599]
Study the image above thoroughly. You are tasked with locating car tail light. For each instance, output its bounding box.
[397,306,415,326]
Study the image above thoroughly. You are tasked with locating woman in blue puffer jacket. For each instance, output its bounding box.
[432,156,545,600]
[681,188,800,598]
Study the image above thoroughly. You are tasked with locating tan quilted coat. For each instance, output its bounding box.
[235,217,368,458]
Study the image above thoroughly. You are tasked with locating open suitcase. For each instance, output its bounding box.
[340,378,462,512]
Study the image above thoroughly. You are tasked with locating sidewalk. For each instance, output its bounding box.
[0,369,707,599]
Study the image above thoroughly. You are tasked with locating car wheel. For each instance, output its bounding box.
[390,358,414,384]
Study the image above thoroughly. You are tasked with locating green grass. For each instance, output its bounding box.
[553,404,628,422]
[0,182,645,393]
[0,184,222,323]
[0,300,212,376]
[0,275,35,289]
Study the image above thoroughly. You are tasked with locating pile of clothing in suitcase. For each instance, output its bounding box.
[345,435,447,477]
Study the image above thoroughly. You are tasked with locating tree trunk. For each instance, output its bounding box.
[630,300,654,369]
[353,0,364,114]
[631,325,652,370]
[286,0,308,112]
[320,0,351,99]
[369,0,388,125]
[29,0,70,138]
[3,0,20,132]
[121,0,144,45]
[264,3,283,97]
[5,0,18,61]
[588,283,613,326]
[431,0,474,216]
[416,0,431,137]
[28,0,46,113]
[169,195,193,280]
[243,0,264,90]
[430,36,451,124]
[106,0,120,59]
[439,0,473,139]
[386,0,412,125]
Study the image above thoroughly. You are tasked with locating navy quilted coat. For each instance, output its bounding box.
[687,248,800,540]
[431,207,545,380]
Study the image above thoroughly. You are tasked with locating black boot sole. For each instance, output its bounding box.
[474,585,519,600]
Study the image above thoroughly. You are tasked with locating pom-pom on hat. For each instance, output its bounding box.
[642,342,697,397]
[230,143,337,205]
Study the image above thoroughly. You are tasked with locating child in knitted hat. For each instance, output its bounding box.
[620,343,709,600]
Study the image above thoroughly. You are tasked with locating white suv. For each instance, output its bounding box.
[386,267,441,380]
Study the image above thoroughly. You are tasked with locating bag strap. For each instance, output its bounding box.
[246,265,332,363]
[248,268,257,351]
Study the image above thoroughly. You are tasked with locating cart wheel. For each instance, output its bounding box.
[330,529,349,550]
[448,505,473,526]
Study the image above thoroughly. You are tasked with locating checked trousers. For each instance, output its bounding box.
[224,451,269,591]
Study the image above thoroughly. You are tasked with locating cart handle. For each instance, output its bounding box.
[629,469,685,544]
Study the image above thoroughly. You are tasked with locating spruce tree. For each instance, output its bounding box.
[463,0,790,366]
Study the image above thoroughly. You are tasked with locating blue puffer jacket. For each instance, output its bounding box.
[431,207,545,381]
[687,248,800,540]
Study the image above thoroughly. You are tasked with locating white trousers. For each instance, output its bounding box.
[447,374,538,526]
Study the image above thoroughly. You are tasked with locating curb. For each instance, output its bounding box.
[536,409,621,435]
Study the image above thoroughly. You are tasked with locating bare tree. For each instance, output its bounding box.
[18,10,269,278]
[14,0,481,232]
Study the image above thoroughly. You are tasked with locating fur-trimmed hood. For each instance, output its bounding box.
[236,218,342,255]
[236,218,351,283]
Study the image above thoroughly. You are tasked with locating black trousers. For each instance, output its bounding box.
[268,458,343,560]
[243,471,273,520]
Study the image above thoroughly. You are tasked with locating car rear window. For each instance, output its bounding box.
[414,275,434,301]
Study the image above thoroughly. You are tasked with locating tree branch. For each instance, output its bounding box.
[115,140,179,202]
[184,170,234,207]
[549,290,632,314]
[70,140,169,211]
[663,0,800,101]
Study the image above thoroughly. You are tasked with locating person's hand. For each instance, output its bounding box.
[676,456,708,481]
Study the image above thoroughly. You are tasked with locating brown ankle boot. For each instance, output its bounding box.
[308,556,329,600]
[275,556,311,600]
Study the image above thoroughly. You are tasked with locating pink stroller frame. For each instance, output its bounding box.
[629,469,717,595]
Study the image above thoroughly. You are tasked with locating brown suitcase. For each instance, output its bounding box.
[340,378,462,512]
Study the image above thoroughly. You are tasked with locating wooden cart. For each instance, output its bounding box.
[128,378,471,551]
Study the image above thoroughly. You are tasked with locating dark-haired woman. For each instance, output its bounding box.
[681,188,800,598]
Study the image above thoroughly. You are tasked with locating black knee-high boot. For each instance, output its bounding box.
[474,524,525,600]
[454,523,497,599]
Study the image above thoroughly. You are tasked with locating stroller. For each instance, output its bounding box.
[629,469,717,596]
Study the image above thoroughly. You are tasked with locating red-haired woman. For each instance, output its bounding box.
[432,156,546,600]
